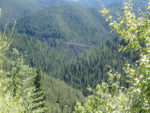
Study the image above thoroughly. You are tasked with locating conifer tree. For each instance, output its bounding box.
[31,66,47,113]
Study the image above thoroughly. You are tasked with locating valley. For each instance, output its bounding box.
[0,0,149,113]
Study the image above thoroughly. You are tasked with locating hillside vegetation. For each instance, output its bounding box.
[0,0,149,113]
[15,3,111,45]
[0,0,42,24]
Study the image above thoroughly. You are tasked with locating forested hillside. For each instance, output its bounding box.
[9,33,131,96]
[15,3,111,45]
[0,0,42,24]
[0,0,147,25]
[0,0,149,113]
[8,3,130,96]
[8,0,140,96]
[11,3,134,97]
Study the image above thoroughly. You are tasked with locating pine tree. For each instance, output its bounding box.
[31,66,47,113]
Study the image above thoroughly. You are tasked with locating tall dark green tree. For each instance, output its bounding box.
[31,66,47,113]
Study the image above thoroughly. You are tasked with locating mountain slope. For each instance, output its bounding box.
[15,3,112,45]
[0,0,42,24]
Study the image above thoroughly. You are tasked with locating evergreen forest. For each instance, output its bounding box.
[0,0,149,113]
